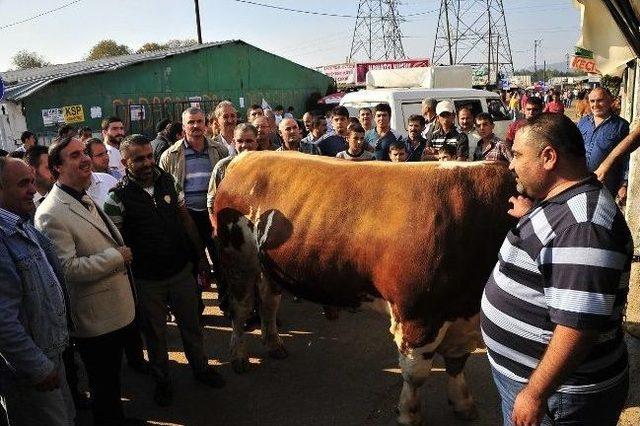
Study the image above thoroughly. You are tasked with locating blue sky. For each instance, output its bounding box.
[0,0,581,72]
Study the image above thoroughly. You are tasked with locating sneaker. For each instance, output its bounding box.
[153,381,173,407]
[194,366,226,388]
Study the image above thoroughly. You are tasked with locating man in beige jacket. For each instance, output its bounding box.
[35,136,142,426]
[159,107,228,314]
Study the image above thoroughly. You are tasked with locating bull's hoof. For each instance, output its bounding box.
[268,346,288,360]
[396,405,422,425]
[396,414,422,426]
[323,305,340,320]
[231,358,250,374]
[453,406,478,421]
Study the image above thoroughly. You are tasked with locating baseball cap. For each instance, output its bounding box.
[435,100,455,116]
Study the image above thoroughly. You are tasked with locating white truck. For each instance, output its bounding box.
[340,87,511,139]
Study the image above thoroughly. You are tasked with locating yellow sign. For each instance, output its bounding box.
[63,104,85,123]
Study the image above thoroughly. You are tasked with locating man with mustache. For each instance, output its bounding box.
[104,135,224,407]
[34,136,141,425]
[211,101,238,156]
[101,117,126,179]
[159,107,228,315]
[481,113,632,426]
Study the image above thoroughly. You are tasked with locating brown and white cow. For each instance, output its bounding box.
[213,151,515,425]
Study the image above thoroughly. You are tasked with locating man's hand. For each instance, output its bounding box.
[594,165,608,183]
[617,185,627,207]
[117,246,133,265]
[508,195,534,219]
[512,387,546,426]
[35,368,60,392]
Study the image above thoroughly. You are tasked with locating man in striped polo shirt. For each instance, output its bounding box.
[481,113,632,425]
[159,107,228,314]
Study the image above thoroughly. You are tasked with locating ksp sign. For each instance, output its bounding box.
[63,104,85,123]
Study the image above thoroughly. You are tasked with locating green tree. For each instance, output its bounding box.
[163,39,198,49]
[136,42,164,54]
[600,75,623,97]
[11,50,50,69]
[86,40,132,60]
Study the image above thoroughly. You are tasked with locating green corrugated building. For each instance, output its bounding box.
[0,40,334,149]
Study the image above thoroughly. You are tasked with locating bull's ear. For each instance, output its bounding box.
[256,209,293,251]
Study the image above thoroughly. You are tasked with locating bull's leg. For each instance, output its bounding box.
[393,319,450,426]
[229,289,255,373]
[397,348,433,425]
[444,354,477,420]
[437,315,481,420]
[257,274,287,359]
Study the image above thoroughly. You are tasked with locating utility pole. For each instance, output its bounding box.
[194,0,203,44]
[534,39,541,74]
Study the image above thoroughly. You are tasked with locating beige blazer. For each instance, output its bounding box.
[34,185,135,338]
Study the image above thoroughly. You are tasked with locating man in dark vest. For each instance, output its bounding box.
[103,135,225,408]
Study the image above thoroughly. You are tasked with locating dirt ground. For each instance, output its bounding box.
[74,105,640,425]
[72,277,639,426]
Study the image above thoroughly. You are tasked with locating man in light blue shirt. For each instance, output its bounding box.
[577,87,629,202]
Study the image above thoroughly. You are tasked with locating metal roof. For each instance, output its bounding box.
[0,40,238,101]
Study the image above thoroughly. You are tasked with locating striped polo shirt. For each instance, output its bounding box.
[183,141,212,211]
[481,175,632,394]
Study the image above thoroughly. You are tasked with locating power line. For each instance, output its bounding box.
[231,0,436,19]
[0,0,84,31]
[231,0,354,18]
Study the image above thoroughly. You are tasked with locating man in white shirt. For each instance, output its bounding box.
[101,117,126,179]
[88,172,118,209]
[210,101,238,156]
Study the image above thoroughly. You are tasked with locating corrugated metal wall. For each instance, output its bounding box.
[21,41,333,138]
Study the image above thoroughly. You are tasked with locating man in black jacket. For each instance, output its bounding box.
[103,135,225,408]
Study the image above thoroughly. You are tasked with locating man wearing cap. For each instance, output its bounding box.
[423,100,469,161]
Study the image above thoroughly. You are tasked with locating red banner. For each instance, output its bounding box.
[355,58,430,83]
[571,56,600,74]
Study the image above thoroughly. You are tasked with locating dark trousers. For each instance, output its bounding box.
[122,318,145,367]
[76,324,132,426]
[188,209,216,314]
[137,263,207,383]
[62,342,79,389]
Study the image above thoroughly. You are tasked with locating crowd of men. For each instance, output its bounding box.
[0,85,636,426]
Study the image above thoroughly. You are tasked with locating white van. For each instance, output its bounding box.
[339,87,511,139]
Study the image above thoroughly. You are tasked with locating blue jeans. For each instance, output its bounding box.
[491,367,628,425]
[1,355,74,426]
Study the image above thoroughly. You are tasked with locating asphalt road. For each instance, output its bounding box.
[73,283,639,426]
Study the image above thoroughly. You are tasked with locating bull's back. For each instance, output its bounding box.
[214,152,515,333]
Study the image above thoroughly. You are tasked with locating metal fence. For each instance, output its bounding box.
[115,100,219,137]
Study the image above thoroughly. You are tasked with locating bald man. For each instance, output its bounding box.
[577,87,630,204]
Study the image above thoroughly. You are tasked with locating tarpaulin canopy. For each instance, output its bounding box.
[317,92,345,105]
[574,0,640,75]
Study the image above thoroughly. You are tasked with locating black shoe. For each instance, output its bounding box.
[153,381,173,407]
[194,366,226,388]
[128,360,151,375]
[243,313,261,332]
[72,391,91,410]
[122,417,147,426]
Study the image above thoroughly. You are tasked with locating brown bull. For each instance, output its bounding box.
[213,151,515,425]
